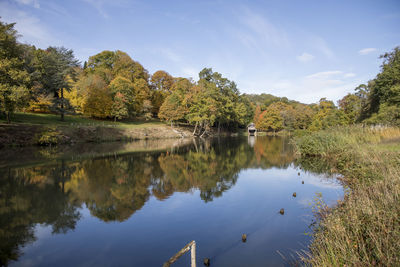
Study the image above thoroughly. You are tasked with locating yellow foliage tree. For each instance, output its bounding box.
[82,75,113,118]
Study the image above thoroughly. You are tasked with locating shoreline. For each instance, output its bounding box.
[0,123,195,147]
[0,122,243,148]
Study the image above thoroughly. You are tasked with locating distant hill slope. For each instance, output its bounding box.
[242,93,301,108]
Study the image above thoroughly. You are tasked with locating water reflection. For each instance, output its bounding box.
[0,136,338,266]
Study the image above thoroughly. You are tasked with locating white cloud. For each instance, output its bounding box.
[240,9,290,48]
[83,0,129,19]
[296,52,314,62]
[300,77,347,102]
[42,1,71,17]
[14,0,40,9]
[181,67,198,79]
[296,70,358,102]
[229,7,290,58]
[312,36,334,59]
[273,80,292,89]
[83,0,109,18]
[159,48,181,63]
[344,72,356,78]
[358,48,377,55]
[305,70,343,79]
[239,69,360,104]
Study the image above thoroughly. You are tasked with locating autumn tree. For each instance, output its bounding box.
[256,102,288,132]
[158,78,192,125]
[150,70,174,114]
[64,73,85,114]
[82,75,113,118]
[109,76,135,119]
[76,50,151,119]
[292,104,314,129]
[197,68,248,132]
[338,93,362,123]
[151,70,174,92]
[32,47,80,120]
[111,92,129,121]
[86,50,115,83]
[254,105,261,124]
[133,78,151,114]
[234,95,254,127]
[113,50,149,82]
[309,98,348,131]
[185,81,219,136]
[0,20,30,123]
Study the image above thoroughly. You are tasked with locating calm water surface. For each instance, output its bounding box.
[0,136,343,267]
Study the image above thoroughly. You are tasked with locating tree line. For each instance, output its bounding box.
[0,20,253,136]
[1,19,399,133]
[246,46,400,132]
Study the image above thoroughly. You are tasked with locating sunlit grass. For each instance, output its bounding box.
[0,112,166,128]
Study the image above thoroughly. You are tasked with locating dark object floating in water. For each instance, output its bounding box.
[293,192,297,197]
[298,172,300,176]
[242,234,247,242]
[302,181,304,184]
[204,258,210,266]
[279,208,285,215]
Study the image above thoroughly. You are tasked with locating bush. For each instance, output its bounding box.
[365,104,400,126]
[36,129,62,146]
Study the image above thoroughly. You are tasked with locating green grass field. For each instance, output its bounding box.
[0,112,166,129]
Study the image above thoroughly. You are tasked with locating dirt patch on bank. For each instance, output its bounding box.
[0,124,43,147]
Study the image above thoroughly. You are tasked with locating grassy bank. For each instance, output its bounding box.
[0,112,193,147]
[0,112,165,128]
[295,126,400,266]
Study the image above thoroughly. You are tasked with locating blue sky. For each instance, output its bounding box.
[1,0,399,103]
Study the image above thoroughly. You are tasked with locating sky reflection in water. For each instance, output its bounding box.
[0,136,343,267]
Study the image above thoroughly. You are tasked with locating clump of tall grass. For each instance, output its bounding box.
[295,125,400,266]
[295,126,400,184]
[295,125,400,157]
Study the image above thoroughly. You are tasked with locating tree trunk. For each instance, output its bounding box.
[200,122,208,138]
[193,138,199,152]
[6,111,10,124]
[200,122,204,136]
[193,122,198,136]
[60,88,64,121]
[218,121,221,135]
[200,129,206,138]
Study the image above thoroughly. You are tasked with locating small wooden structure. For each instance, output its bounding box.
[163,240,196,267]
[248,123,257,136]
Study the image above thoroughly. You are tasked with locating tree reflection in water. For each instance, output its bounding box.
[0,136,304,265]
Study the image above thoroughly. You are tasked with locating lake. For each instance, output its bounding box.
[0,136,343,267]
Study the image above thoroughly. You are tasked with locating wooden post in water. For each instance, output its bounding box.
[191,241,196,267]
[163,240,196,267]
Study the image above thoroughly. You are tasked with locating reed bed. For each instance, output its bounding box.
[295,126,400,266]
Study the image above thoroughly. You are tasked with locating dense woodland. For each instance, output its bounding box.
[1,19,399,134]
